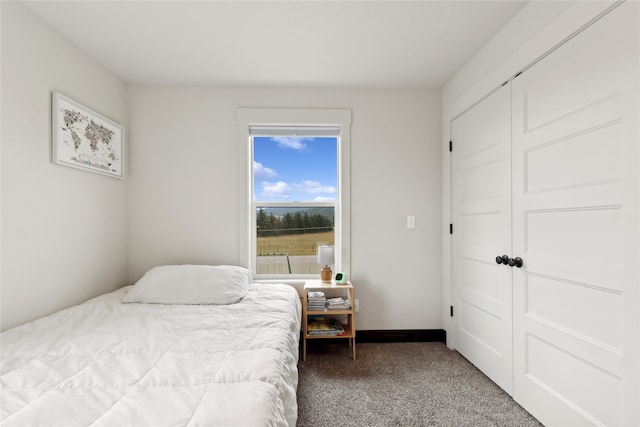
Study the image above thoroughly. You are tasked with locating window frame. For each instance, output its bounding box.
[237,108,351,280]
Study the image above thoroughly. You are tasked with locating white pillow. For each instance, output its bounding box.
[123,265,252,305]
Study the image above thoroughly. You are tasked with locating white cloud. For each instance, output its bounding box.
[272,136,311,151]
[253,161,277,179]
[261,181,291,198]
[296,180,337,194]
[259,179,336,200]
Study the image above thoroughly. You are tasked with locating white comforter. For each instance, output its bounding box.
[1,283,301,426]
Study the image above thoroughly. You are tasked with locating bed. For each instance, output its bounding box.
[1,265,301,426]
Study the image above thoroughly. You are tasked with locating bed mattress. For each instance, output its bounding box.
[1,283,301,426]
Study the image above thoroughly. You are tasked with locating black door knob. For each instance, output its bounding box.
[508,257,523,268]
[496,255,509,265]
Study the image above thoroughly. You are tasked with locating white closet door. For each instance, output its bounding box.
[451,85,513,394]
[511,2,639,426]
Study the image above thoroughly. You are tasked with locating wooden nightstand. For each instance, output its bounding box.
[302,280,355,361]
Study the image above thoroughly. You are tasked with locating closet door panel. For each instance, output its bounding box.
[526,274,621,350]
[451,85,513,394]
[524,120,623,193]
[525,208,624,288]
[512,2,639,426]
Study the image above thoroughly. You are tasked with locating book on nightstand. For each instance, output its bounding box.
[326,297,351,310]
[307,316,345,336]
[307,291,327,311]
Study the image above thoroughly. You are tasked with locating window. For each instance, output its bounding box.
[253,133,337,275]
[237,109,351,279]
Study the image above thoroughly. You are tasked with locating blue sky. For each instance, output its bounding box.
[253,136,337,202]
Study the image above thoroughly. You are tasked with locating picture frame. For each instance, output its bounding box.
[52,92,124,179]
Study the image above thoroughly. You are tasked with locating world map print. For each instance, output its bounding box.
[54,93,123,178]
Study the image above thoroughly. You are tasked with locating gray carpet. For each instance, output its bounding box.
[296,341,543,426]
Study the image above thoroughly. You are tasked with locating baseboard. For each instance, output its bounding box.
[356,329,446,343]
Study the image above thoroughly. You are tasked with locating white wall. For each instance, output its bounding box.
[441,0,619,345]
[128,86,442,330]
[0,2,128,331]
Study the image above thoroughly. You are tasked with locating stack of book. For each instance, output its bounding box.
[326,297,351,310]
[306,316,345,336]
[307,291,327,311]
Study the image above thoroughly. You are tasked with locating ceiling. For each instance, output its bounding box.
[23,1,528,89]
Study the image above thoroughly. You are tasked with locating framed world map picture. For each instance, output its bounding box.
[52,92,124,179]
